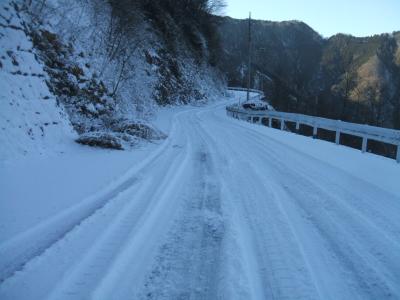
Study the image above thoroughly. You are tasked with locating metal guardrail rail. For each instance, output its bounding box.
[226,103,400,163]
[227,87,264,101]
[227,86,264,94]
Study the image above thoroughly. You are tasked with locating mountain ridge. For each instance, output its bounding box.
[218,16,400,129]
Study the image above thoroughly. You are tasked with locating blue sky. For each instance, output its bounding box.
[224,0,400,37]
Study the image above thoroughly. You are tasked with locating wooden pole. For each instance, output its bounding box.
[246,12,252,102]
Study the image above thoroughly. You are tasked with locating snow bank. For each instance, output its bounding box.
[0,100,199,244]
[0,2,76,161]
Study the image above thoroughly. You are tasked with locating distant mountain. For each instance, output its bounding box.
[218,17,400,129]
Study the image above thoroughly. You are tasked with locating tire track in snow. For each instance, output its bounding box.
[0,175,146,299]
[2,100,399,299]
[46,140,191,300]
[197,116,321,299]
[194,113,273,299]
[233,119,400,249]
[0,116,191,299]
[193,112,275,299]
[226,117,400,240]
[0,127,175,284]
[213,112,400,299]
[0,113,192,282]
[139,117,225,300]
[0,173,139,283]
[88,115,196,300]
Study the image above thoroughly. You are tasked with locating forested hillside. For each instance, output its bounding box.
[219,17,400,129]
[0,0,225,156]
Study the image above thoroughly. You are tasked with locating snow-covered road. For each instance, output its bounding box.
[1,100,400,299]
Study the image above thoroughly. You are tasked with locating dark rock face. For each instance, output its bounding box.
[29,28,116,134]
[218,17,400,129]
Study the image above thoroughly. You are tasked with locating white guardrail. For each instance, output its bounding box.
[227,87,264,101]
[226,88,400,163]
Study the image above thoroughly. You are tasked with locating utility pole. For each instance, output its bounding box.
[246,12,252,102]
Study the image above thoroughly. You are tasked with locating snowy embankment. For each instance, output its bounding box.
[0,1,155,243]
[0,103,193,241]
[0,3,76,161]
[1,91,400,299]
[0,0,182,244]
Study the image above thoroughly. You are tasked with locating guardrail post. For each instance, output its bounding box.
[362,137,367,153]
[313,126,318,138]
[280,119,285,130]
[396,145,400,163]
[268,118,272,127]
[335,131,340,145]
[295,122,300,131]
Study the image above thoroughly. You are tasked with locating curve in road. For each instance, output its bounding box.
[1,100,399,300]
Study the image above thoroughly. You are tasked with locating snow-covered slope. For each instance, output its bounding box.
[0,0,225,159]
[1,0,225,159]
[0,3,75,161]
[29,0,224,118]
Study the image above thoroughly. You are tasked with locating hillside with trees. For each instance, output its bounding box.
[218,17,400,129]
[1,0,226,154]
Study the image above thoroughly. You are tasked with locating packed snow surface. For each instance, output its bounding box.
[1,93,400,299]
